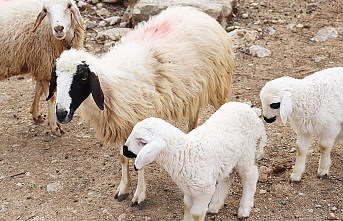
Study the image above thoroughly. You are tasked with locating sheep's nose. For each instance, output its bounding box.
[54,25,64,34]
[56,109,68,122]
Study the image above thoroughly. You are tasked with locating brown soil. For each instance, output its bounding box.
[1,0,343,220]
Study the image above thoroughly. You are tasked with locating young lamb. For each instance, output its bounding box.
[0,0,85,136]
[260,67,343,182]
[123,102,267,220]
[46,6,234,209]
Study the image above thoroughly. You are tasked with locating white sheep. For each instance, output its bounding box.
[260,67,343,182]
[46,6,234,209]
[0,0,85,136]
[123,102,266,220]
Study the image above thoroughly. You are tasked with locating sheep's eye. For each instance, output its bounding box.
[43,8,47,13]
[138,140,147,147]
[67,3,72,8]
[270,102,280,109]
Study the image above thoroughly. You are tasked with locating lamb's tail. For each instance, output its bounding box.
[255,123,267,161]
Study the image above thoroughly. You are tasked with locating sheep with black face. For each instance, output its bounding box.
[47,6,234,209]
[260,67,343,182]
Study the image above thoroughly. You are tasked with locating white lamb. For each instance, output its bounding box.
[0,0,85,136]
[123,102,267,220]
[260,67,343,182]
[46,6,234,208]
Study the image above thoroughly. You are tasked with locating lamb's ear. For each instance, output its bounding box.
[88,66,104,110]
[280,91,292,125]
[46,64,57,101]
[134,138,166,170]
[30,9,47,32]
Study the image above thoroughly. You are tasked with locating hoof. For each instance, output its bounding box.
[317,173,328,179]
[130,200,146,210]
[114,193,129,202]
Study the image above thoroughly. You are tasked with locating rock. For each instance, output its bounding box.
[97,8,111,17]
[311,27,338,42]
[130,0,236,28]
[249,45,271,57]
[47,182,62,193]
[105,16,122,26]
[242,13,249,19]
[96,28,131,43]
[228,29,259,48]
[259,166,271,182]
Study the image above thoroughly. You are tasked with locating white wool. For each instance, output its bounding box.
[260,67,343,181]
[125,102,267,220]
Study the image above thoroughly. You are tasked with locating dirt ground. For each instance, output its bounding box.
[1,0,343,220]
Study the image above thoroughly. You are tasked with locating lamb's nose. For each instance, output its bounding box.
[54,25,64,34]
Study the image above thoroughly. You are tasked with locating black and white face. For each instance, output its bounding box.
[260,83,282,124]
[123,118,168,171]
[47,56,104,124]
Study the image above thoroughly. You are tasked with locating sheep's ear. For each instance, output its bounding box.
[30,9,47,32]
[280,91,292,124]
[135,138,166,170]
[70,3,86,31]
[46,64,57,101]
[88,67,104,110]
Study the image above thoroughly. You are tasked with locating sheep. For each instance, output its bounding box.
[0,0,85,136]
[123,102,267,220]
[46,6,234,209]
[260,67,343,182]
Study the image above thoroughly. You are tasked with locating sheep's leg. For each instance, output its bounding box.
[30,81,44,124]
[208,178,230,213]
[187,111,199,132]
[41,80,64,136]
[115,153,131,202]
[130,168,147,209]
[290,134,311,182]
[236,160,258,219]
[317,135,336,178]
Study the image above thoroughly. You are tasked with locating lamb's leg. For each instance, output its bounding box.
[290,134,311,182]
[235,160,258,219]
[208,178,231,213]
[41,80,64,136]
[317,134,336,177]
[183,194,193,220]
[30,81,44,123]
[130,168,146,209]
[188,194,213,221]
[115,153,131,202]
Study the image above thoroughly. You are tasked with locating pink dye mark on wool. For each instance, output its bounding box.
[128,20,173,42]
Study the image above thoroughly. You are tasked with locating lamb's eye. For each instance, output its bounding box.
[270,102,280,109]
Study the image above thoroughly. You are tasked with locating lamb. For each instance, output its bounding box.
[260,67,343,182]
[0,0,85,136]
[123,102,266,220]
[46,6,234,209]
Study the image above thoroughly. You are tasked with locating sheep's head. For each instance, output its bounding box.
[47,49,104,124]
[31,0,85,40]
[260,77,293,125]
[123,118,168,171]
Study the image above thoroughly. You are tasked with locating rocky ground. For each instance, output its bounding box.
[1,0,343,220]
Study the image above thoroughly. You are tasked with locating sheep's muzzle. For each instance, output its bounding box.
[123,145,137,158]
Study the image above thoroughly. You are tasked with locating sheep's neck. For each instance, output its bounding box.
[63,31,75,49]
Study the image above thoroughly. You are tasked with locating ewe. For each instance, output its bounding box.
[47,6,234,208]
